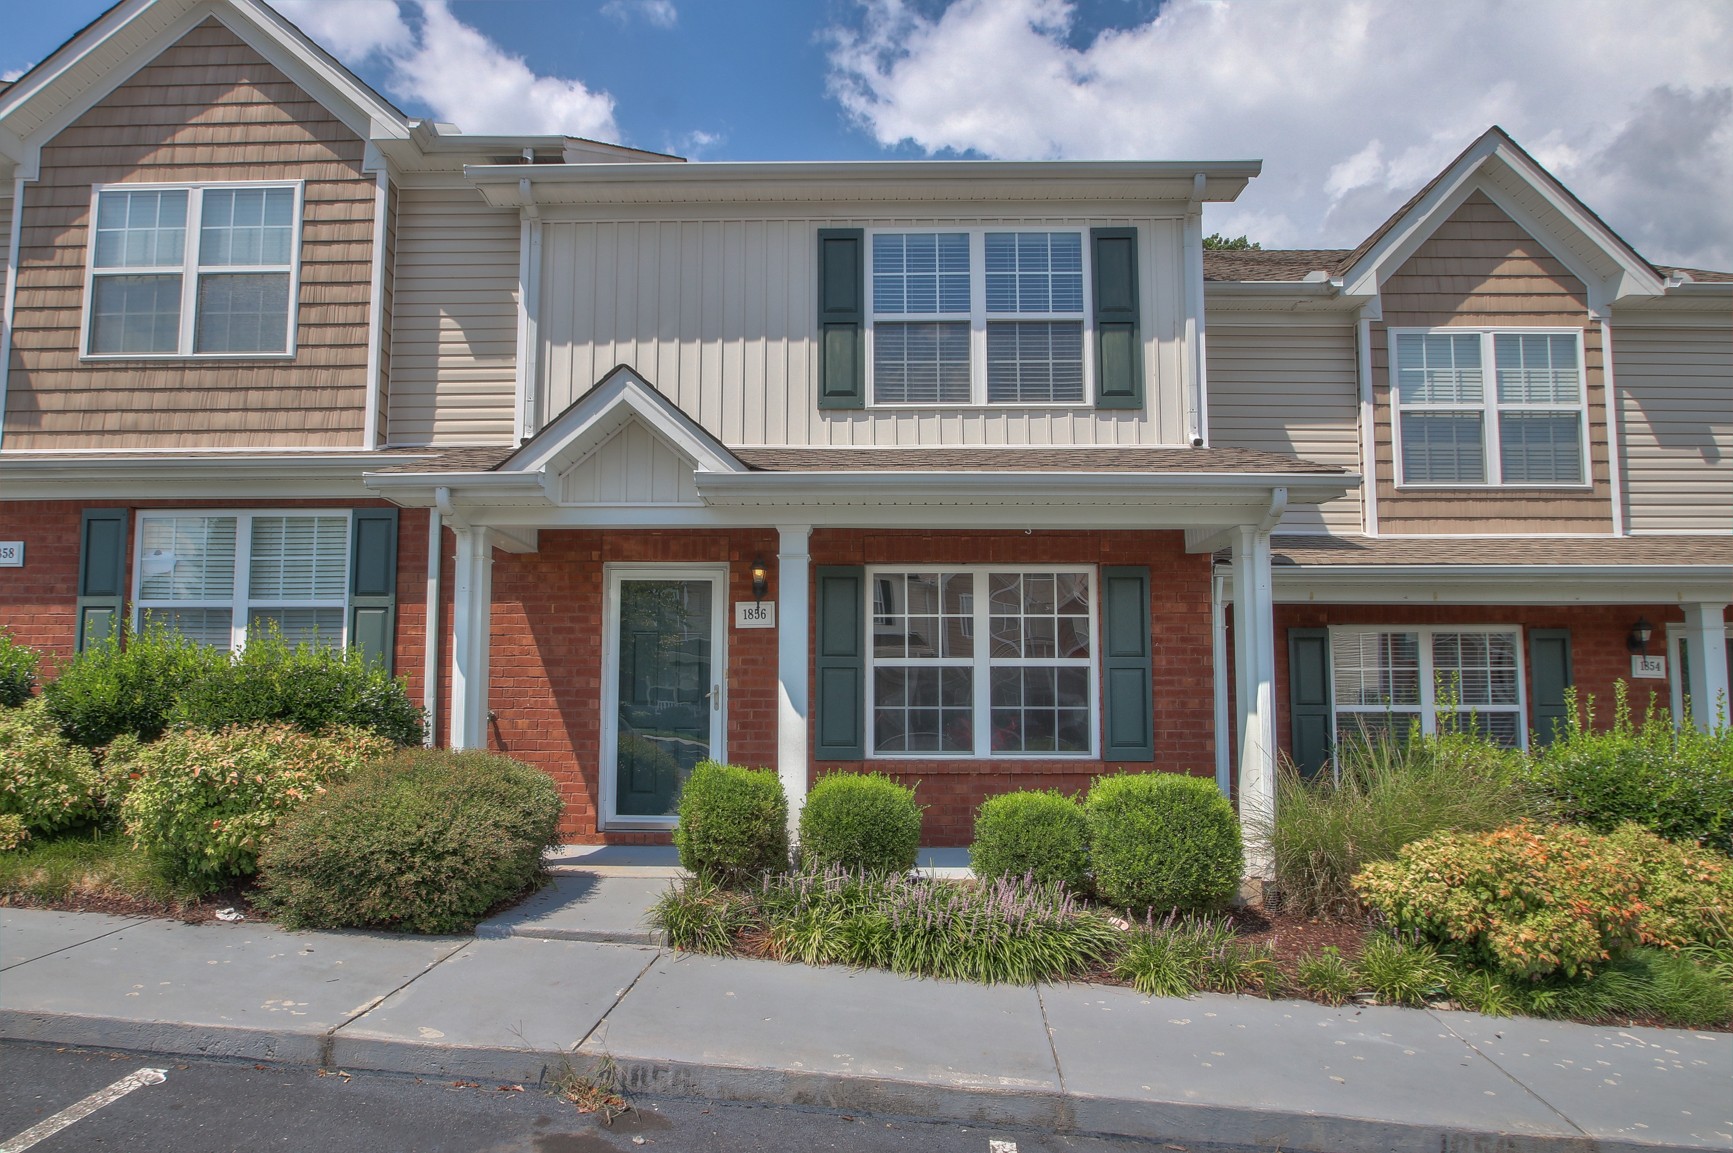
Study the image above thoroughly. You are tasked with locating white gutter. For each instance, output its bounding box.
[695,470,1352,501]
[1600,318,1626,536]
[1184,172,1208,447]
[361,167,390,450]
[1211,567,1231,796]
[0,176,25,450]
[422,507,441,747]
[1356,314,1380,535]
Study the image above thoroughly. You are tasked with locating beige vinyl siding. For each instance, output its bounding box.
[385,186,519,445]
[536,215,1190,447]
[1371,192,1614,534]
[559,420,702,504]
[1614,321,1733,533]
[1206,321,1362,531]
[1,19,375,449]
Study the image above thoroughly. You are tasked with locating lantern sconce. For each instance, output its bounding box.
[750,556,769,603]
[1626,616,1653,656]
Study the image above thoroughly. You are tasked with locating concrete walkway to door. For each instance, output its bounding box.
[3,851,1728,1153]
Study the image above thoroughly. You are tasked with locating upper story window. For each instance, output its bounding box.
[869,567,1096,757]
[1392,329,1587,487]
[135,510,350,650]
[869,230,1089,406]
[85,183,302,359]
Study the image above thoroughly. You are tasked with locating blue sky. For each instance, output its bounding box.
[4,0,1730,266]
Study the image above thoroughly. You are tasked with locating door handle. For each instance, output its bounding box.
[707,683,721,711]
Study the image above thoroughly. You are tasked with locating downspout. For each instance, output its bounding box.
[1356,313,1380,535]
[1212,566,1231,796]
[0,177,26,450]
[1184,171,1209,446]
[422,506,442,747]
[513,174,543,443]
[1599,317,1626,536]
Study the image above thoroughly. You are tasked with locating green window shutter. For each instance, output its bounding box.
[814,565,865,759]
[1091,227,1143,411]
[817,229,865,410]
[1100,565,1154,761]
[1287,628,1333,778]
[348,508,399,670]
[1529,629,1572,747]
[76,508,129,652]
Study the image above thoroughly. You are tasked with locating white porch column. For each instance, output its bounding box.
[1683,602,1730,730]
[450,526,494,750]
[1231,525,1277,878]
[776,525,812,837]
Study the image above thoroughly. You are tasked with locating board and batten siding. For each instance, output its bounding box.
[1370,192,1614,534]
[1205,320,1362,531]
[1613,320,1733,533]
[1,19,376,450]
[384,185,520,445]
[534,214,1190,447]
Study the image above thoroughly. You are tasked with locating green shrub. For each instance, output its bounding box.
[1354,822,1647,980]
[121,723,393,893]
[1259,729,1534,918]
[969,789,1089,890]
[0,630,42,707]
[257,749,562,934]
[1085,772,1242,912]
[797,772,922,874]
[1601,823,1733,950]
[1509,948,1732,1028]
[96,734,145,815]
[0,814,28,852]
[1530,683,1733,853]
[43,625,222,747]
[672,761,788,884]
[170,630,423,746]
[0,699,101,835]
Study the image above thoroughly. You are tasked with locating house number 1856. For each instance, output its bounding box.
[734,601,775,629]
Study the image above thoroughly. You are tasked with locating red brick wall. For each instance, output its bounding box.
[0,499,427,684]
[479,529,780,843]
[1269,602,1688,762]
[807,530,1216,846]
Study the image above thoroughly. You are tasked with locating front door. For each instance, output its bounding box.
[602,566,727,824]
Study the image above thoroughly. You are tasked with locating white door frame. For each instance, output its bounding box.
[599,563,729,829]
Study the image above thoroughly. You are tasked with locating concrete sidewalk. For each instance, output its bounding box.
[2,889,1729,1153]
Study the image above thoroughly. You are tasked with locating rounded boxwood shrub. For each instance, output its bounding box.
[44,626,222,747]
[1085,772,1243,912]
[257,749,563,934]
[0,629,42,708]
[0,699,100,835]
[798,772,922,875]
[120,723,394,893]
[170,630,424,746]
[673,760,788,884]
[970,789,1089,890]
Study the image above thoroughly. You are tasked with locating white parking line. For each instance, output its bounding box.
[0,1067,167,1153]
[988,1142,1018,1153]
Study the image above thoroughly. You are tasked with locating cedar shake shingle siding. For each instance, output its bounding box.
[1370,192,1615,534]
[1,19,375,450]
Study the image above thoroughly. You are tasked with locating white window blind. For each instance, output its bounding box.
[1330,626,1526,749]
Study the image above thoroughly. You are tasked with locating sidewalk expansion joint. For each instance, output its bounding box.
[318,937,473,1068]
[571,947,662,1056]
[0,919,142,974]
[1426,1009,1589,1139]
[1034,983,1068,1095]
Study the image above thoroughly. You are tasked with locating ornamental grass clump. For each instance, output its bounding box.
[969,789,1089,891]
[120,723,393,894]
[797,772,922,875]
[1085,772,1241,913]
[1112,915,1276,998]
[672,760,788,884]
[257,749,563,934]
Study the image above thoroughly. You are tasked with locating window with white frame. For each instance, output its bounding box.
[86,183,301,358]
[869,568,1094,756]
[134,511,350,650]
[1392,330,1587,486]
[869,230,1088,406]
[1330,626,1527,749]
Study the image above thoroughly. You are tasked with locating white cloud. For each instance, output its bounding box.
[272,0,618,139]
[602,0,678,29]
[827,0,1733,267]
[667,129,722,158]
[1,67,27,83]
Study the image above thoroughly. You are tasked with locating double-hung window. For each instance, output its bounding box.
[869,230,1089,406]
[869,568,1095,757]
[134,511,351,650]
[1392,329,1587,486]
[85,183,301,358]
[1330,626,1527,749]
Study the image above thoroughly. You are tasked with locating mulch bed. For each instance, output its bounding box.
[0,886,259,925]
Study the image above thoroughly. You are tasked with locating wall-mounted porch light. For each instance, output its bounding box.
[1626,616,1654,656]
[750,556,769,603]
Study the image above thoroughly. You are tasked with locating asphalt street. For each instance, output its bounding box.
[0,1043,1257,1153]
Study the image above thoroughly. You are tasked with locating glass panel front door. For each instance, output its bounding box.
[613,576,718,818]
